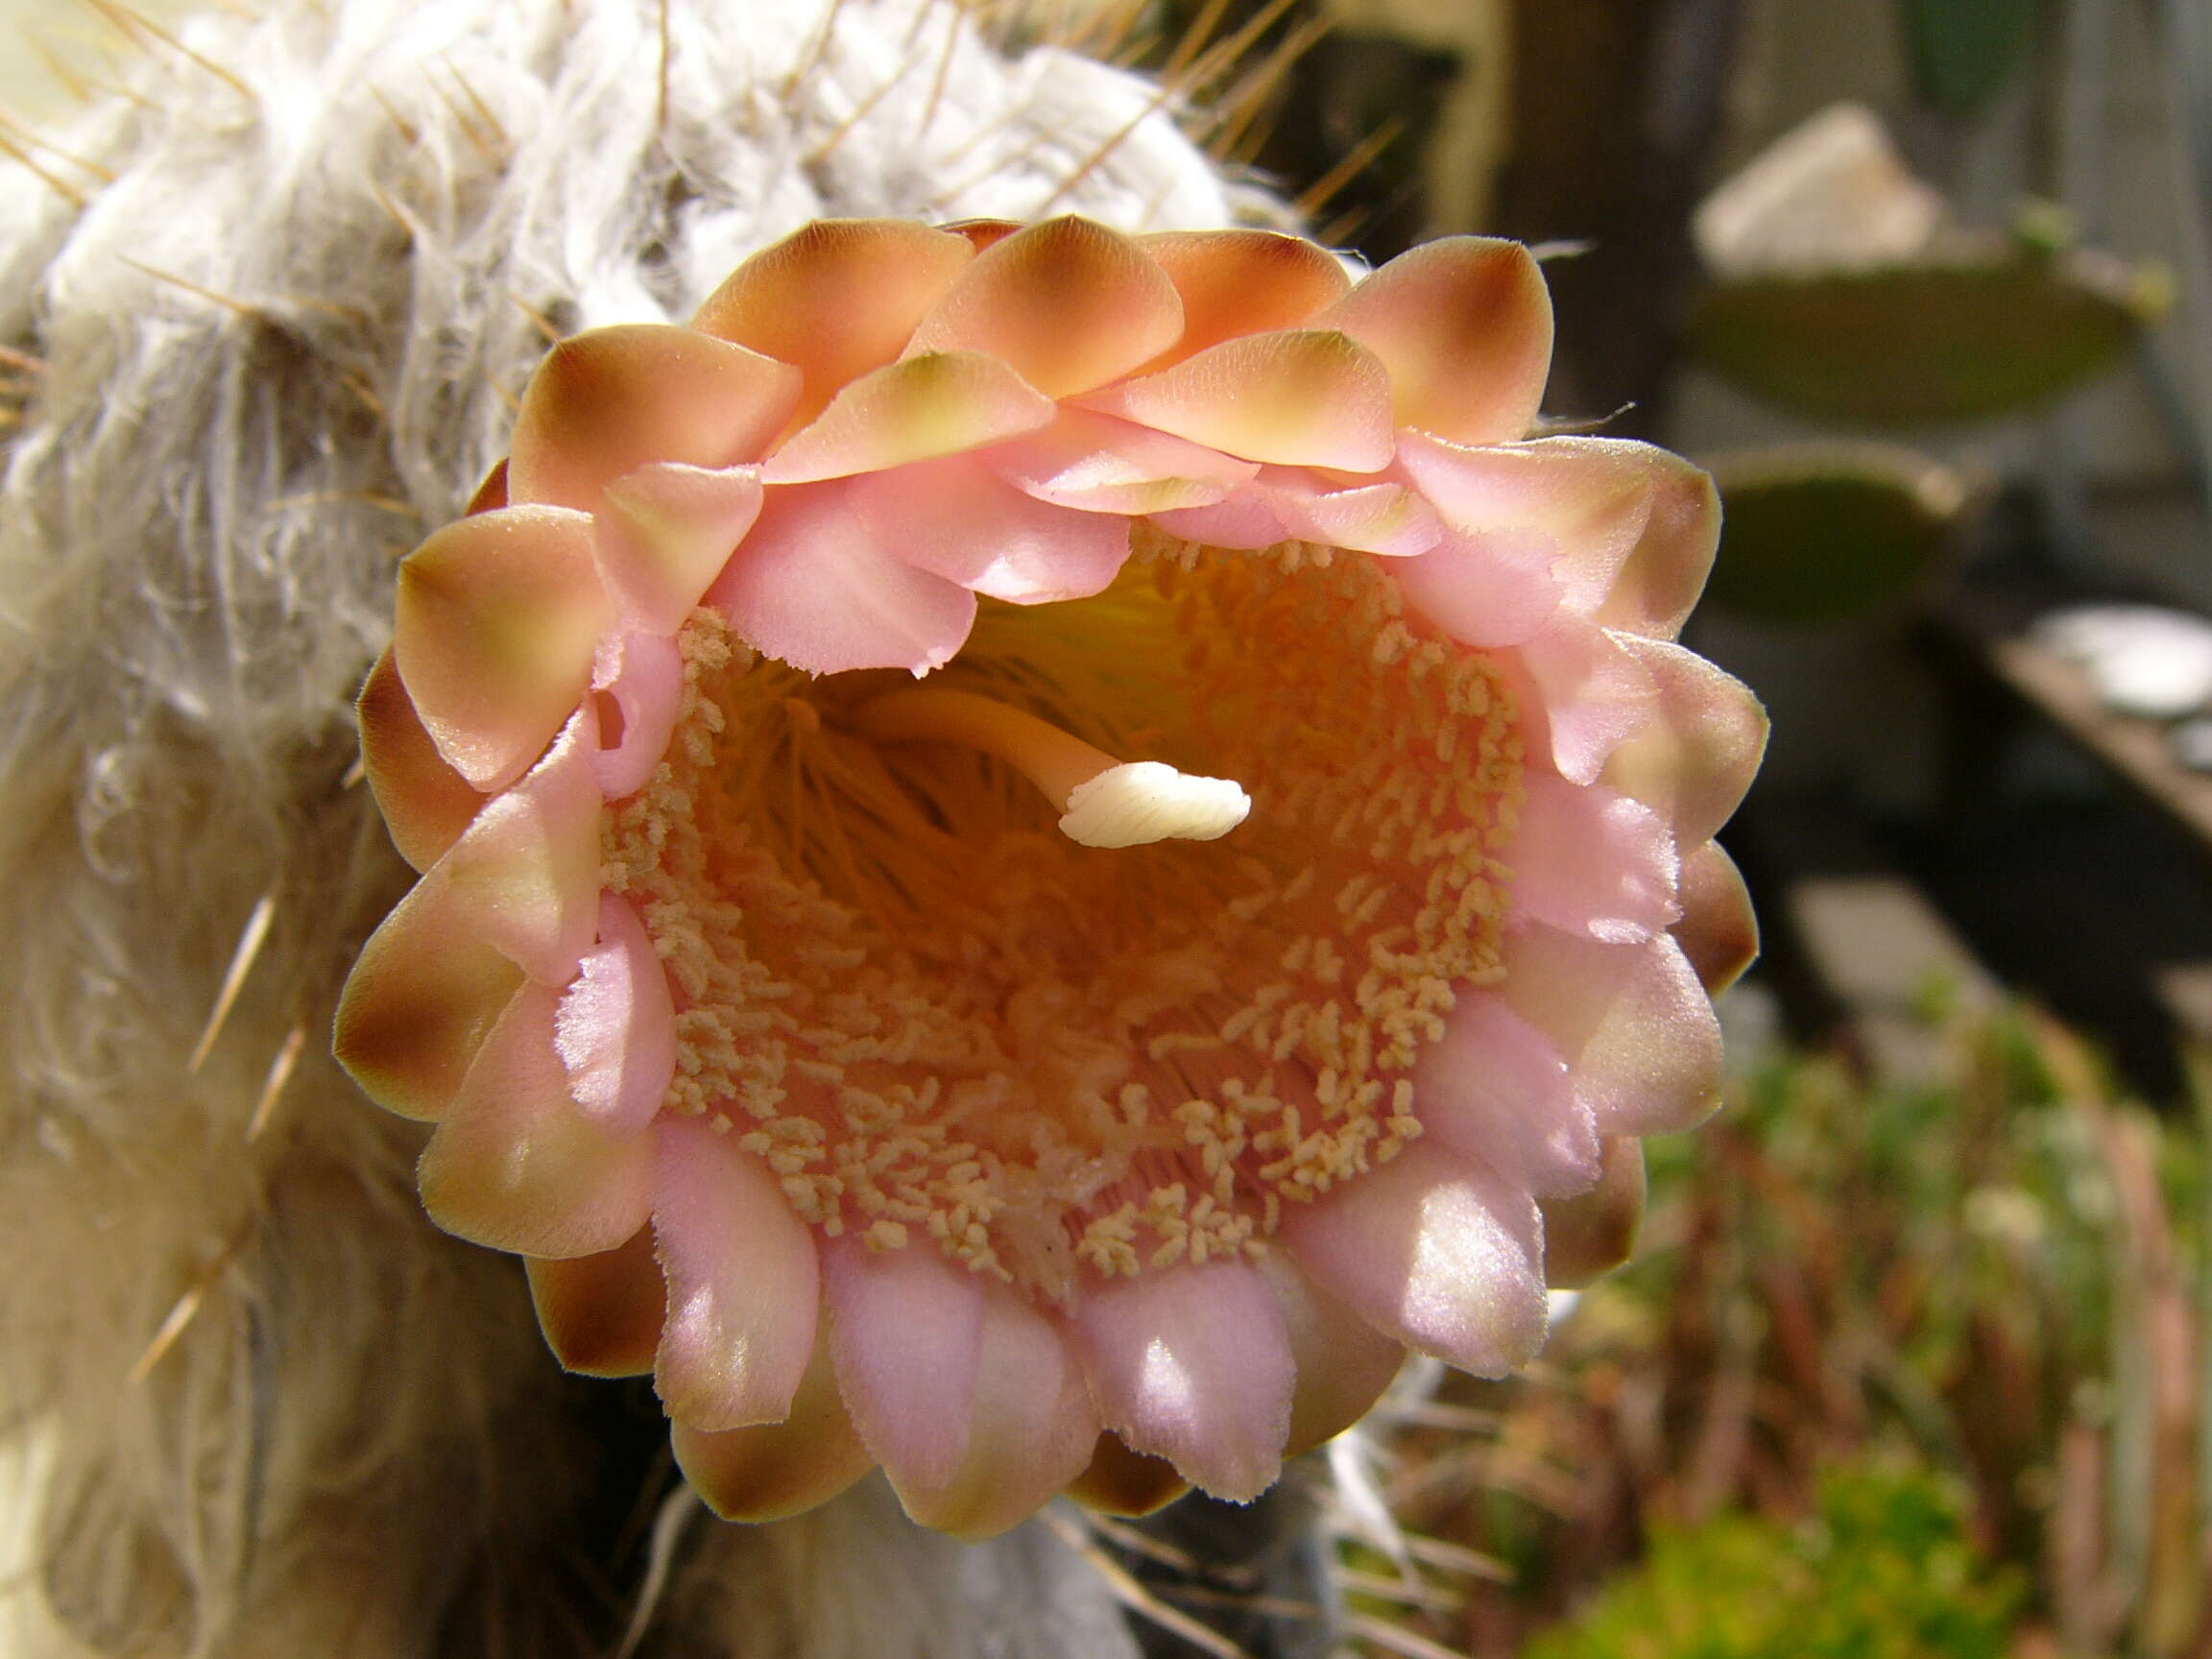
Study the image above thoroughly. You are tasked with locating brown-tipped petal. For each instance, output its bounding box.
[1540,1137,1646,1288]
[1323,237,1552,445]
[1064,1433,1190,1518]
[904,216,1185,398]
[507,325,800,511]
[692,219,976,431]
[437,709,603,985]
[1285,1142,1550,1379]
[467,459,509,515]
[1263,1253,1406,1458]
[1600,637,1768,844]
[1673,841,1760,994]
[593,463,764,636]
[760,351,1057,486]
[393,506,612,792]
[1138,228,1353,366]
[526,1227,665,1377]
[672,1335,877,1524]
[1081,329,1397,472]
[939,218,1023,252]
[358,647,484,872]
[1598,447,1720,640]
[1500,925,1724,1139]
[335,873,522,1121]
[890,1289,1102,1540]
[417,983,658,1258]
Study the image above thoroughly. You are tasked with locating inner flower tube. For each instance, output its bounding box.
[334,216,1766,1538]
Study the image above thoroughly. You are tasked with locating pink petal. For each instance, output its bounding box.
[1498,924,1723,1138]
[1262,1253,1406,1456]
[1285,1141,1549,1378]
[393,505,613,792]
[1513,615,1661,784]
[985,407,1258,515]
[334,875,523,1121]
[1262,471,1444,556]
[526,1227,664,1378]
[672,1334,876,1523]
[436,709,603,985]
[554,894,676,1136]
[652,1118,822,1431]
[1600,637,1767,844]
[890,1288,1101,1539]
[1596,446,1720,640]
[1413,993,1599,1199]
[852,454,1130,605]
[417,981,659,1258]
[1071,1261,1293,1503]
[1673,841,1760,995]
[1508,773,1680,945]
[1081,329,1397,471]
[904,216,1185,397]
[1321,237,1552,445]
[1388,524,1561,648]
[587,630,683,801]
[357,646,484,873]
[760,351,1057,486]
[823,1238,985,1493]
[1138,228,1353,365]
[507,325,800,511]
[706,479,977,675]
[1540,1136,1647,1288]
[592,462,764,636]
[1146,489,1294,550]
[692,219,977,432]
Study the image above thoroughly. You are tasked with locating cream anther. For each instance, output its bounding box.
[846,685,1250,850]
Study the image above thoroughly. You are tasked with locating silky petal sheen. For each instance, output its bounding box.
[437,709,602,985]
[905,216,1185,398]
[889,1289,1101,1539]
[673,1336,875,1524]
[1389,524,1561,648]
[986,408,1258,515]
[1597,447,1721,640]
[1071,1261,1293,1503]
[507,325,799,511]
[393,505,612,792]
[853,454,1130,605]
[707,480,977,675]
[1540,1137,1647,1288]
[1413,993,1598,1200]
[588,632,684,801]
[1509,774,1681,945]
[652,1118,821,1431]
[691,218,976,431]
[1397,434,1649,609]
[824,1239,986,1494]
[418,982,658,1258]
[1264,474,1444,557]
[1138,228,1353,365]
[760,351,1057,485]
[1145,491,1293,550]
[1601,637,1767,844]
[554,894,676,1137]
[357,647,483,872]
[592,463,764,637]
[527,1227,664,1378]
[334,873,522,1121]
[1673,841,1760,994]
[1323,236,1552,445]
[1499,924,1724,1138]
[1065,1435,1190,1518]
[1517,617,1662,784]
[1286,1142,1549,1378]
[1262,1253,1406,1458]
[1083,329,1396,471]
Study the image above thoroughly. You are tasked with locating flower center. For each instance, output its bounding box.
[603,536,1526,1303]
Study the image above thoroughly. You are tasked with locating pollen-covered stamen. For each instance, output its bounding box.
[845,685,1250,849]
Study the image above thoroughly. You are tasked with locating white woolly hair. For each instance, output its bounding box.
[0,2,1272,1652]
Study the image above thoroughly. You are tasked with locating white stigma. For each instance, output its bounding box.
[1057,761,1251,850]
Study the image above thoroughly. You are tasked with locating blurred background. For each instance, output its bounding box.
[8,0,2212,1651]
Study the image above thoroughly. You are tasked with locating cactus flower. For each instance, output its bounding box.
[335,216,1764,1537]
